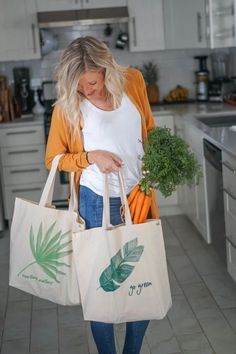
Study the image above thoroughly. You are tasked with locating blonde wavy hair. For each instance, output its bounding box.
[54,36,127,135]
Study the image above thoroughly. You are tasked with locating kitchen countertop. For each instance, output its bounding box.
[152,102,236,158]
[0,114,44,128]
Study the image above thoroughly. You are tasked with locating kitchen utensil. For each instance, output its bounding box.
[13,67,33,114]
[116,31,128,49]
[210,52,229,81]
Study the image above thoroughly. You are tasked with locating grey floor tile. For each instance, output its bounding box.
[59,325,87,350]
[8,286,32,302]
[0,289,8,318]
[30,308,58,352]
[58,305,84,328]
[186,247,227,276]
[3,300,31,341]
[167,216,206,250]
[167,295,202,336]
[30,351,58,354]
[202,272,236,309]
[167,267,183,296]
[32,296,57,310]
[222,308,236,332]
[167,254,202,285]
[1,338,30,354]
[176,333,213,354]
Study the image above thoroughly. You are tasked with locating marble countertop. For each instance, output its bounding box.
[152,102,236,158]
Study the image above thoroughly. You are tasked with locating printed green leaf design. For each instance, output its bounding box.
[99,237,144,292]
[17,221,72,283]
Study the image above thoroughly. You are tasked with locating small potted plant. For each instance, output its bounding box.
[141,61,159,104]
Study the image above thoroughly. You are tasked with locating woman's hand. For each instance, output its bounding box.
[87,150,124,173]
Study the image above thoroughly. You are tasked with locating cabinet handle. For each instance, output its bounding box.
[222,161,236,174]
[10,168,41,174]
[197,12,202,42]
[132,17,137,46]
[12,187,42,193]
[6,130,37,136]
[8,149,39,155]
[223,187,236,200]
[31,23,36,54]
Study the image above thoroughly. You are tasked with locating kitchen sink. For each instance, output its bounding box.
[197,115,236,127]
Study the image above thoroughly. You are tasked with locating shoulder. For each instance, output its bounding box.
[125,67,143,83]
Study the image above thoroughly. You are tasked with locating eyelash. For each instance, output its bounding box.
[89,82,96,85]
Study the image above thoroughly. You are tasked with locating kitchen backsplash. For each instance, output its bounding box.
[0,23,231,101]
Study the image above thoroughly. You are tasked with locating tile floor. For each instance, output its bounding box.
[0,215,236,354]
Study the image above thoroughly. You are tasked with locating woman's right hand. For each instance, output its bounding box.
[87,150,124,173]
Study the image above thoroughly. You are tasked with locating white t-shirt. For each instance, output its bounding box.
[80,94,144,197]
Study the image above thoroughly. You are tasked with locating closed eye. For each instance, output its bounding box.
[89,81,97,85]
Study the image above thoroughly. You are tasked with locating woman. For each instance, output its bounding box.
[45,36,158,354]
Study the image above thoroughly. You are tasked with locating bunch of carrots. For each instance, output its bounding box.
[127,184,152,224]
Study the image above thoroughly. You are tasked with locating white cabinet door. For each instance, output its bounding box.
[153,113,178,212]
[183,124,208,242]
[206,0,235,48]
[36,0,82,11]
[0,0,40,61]
[83,0,127,8]
[164,0,207,49]
[128,0,165,52]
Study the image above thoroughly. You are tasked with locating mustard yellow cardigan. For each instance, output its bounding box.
[45,67,159,218]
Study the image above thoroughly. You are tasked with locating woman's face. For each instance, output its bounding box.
[78,70,105,99]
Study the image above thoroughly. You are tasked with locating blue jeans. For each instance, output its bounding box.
[79,185,149,354]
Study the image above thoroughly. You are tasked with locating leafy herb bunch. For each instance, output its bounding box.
[140,126,202,197]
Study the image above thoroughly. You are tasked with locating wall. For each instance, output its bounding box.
[0,23,230,101]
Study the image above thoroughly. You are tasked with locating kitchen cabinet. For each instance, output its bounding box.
[128,0,165,52]
[222,150,236,280]
[164,0,207,49]
[153,112,179,215]
[36,0,126,11]
[0,121,47,221]
[0,0,41,61]
[206,0,235,48]
[179,122,208,242]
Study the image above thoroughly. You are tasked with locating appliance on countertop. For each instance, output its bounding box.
[203,139,226,264]
[194,55,209,102]
[208,52,233,102]
[13,67,34,115]
[37,6,129,28]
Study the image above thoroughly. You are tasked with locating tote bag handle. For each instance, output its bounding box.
[39,154,77,212]
[102,170,132,229]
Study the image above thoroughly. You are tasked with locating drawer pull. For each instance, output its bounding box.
[222,161,236,174]
[10,168,41,174]
[6,130,37,136]
[8,149,39,155]
[223,187,236,200]
[12,187,42,193]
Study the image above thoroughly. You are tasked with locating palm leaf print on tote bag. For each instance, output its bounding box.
[72,171,172,323]
[9,155,84,305]
[99,237,144,292]
[17,221,72,283]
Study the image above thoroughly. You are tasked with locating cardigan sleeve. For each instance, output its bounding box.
[45,105,90,172]
[138,71,156,133]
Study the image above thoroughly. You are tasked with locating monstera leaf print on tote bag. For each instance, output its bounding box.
[72,172,172,323]
[9,155,83,306]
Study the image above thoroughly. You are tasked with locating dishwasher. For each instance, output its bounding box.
[203,138,226,263]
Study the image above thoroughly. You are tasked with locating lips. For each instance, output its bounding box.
[87,91,95,97]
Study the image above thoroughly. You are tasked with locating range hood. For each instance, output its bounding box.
[37,7,129,28]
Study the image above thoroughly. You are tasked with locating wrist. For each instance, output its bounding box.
[86,151,94,164]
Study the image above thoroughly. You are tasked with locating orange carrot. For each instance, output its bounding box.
[133,191,146,224]
[138,195,152,223]
[129,190,141,218]
[127,184,140,205]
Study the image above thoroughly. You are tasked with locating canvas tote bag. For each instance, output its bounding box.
[72,171,172,323]
[9,155,83,305]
